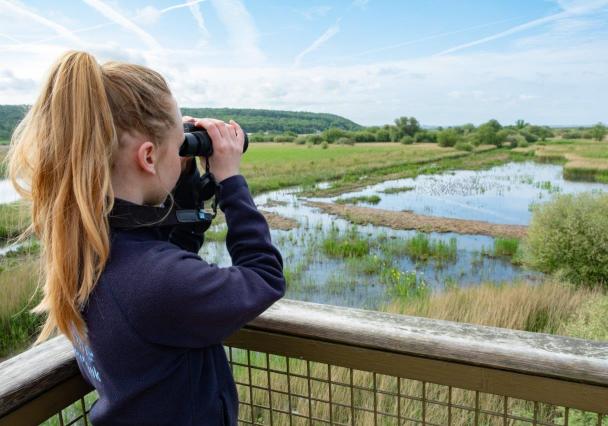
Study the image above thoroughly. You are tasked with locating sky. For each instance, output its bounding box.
[0,0,607,127]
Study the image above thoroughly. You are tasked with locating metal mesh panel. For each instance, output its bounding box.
[34,343,606,426]
[226,346,607,426]
[41,391,97,426]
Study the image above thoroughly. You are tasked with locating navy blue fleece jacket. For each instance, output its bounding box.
[73,174,286,425]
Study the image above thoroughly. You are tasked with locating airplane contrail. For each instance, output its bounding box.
[83,0,162,51]
[0,0,81,44]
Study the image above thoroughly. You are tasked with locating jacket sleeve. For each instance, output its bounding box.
[119,174,286,349]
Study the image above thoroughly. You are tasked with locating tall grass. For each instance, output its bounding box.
[383,233,457,266]
[321,225,370,258]
[383,280,599,336]
[0,254,43,360]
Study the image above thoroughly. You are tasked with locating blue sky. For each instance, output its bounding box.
[0,0,607,126]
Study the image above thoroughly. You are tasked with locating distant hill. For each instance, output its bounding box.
[0,105,362,140]
[180,108,362,134]
[0,105,29,141]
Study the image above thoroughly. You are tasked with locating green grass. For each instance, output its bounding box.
[380,185,415,194]
[239,142,496,195]
[334,195,381,205]
[321,225,370,258]
[381,233,458,266]
[0,201,29,241]
[493,237,520,258]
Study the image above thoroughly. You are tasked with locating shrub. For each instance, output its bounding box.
[352,131,377,142]
[294,135,307,145]
[414,131,437,143]
[523,192,608,288]
[375,129,390,142]
[335,137,355,145]
[517,139,529,148]
[519,130,539,143]
[273,134,295,143]
[307,135,323,145]
[321,127,347,142]
[400,135,414,145]
[437,129,461,147]
[321,141,328,149]
[505,133,526,148]
[454,141,473,151]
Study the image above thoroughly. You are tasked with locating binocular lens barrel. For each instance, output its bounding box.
[180,123,249,157]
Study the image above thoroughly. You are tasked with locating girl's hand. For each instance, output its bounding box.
[188,117,245,183]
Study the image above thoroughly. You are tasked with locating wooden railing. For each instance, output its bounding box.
[1,299,607,425]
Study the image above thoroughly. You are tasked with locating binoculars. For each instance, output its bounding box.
[180,122,249,157]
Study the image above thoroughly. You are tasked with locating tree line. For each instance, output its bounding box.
[0,105,363,140]
[260,116,607,148]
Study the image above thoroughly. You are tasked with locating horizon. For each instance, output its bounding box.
[0,0,607,127]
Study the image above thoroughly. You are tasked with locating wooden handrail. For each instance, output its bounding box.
[1,299,608,418]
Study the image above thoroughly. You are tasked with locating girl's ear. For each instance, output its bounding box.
[136,141,157,175]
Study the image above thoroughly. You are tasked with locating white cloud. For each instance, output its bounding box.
[298,5,332,20]
[0,0,81,45]
[436,0,608,55]
[209,0,264,64]
[294,20,340,67]
[83,0,162,51]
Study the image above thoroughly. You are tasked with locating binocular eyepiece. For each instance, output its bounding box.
[180,122,249,157]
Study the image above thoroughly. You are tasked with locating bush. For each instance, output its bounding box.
[352,131,377,142]
[321,127,347,142]
[414,131,437,143]
[517,139,529,148]
[454,141,473,151]
[505,133,526,148]
[250,133,270,142]
[294,135,307,145]
[335,137,355,145]
[523,192,608,288]
[375,129,390,142]
[400,135,414,145]
[519,130,539,143]
[437,129,461,147]
[321,141,328,149]
[307,135,323,145]
[273,134,295,143]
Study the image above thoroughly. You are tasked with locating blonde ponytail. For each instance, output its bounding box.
[6,51,175,346]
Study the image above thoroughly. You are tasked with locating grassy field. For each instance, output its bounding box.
[515,139,608,182]
[239,142,497,195]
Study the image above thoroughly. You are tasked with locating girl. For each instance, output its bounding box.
[7,50,286,425]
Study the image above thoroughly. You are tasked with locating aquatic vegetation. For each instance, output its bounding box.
[345,254,393,275]
[335,195,381,205]
[492,237,520,258]
[380,267,429,299]
[380,186,415,194]
[382,233,458,266]
[321,225,370,258]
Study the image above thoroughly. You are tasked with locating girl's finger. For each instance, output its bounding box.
[231,120,244,148]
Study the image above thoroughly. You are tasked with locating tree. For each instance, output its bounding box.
[591,123,607,141]
[321,127,347,143]
[476,119,503,146]
[515,119,528,129]
[394,116,421,137]
[437,129,461,147]
[526,125,553,141]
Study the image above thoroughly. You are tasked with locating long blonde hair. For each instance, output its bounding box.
[6,50,177,346]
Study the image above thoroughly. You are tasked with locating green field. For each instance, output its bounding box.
[239,142,500,195]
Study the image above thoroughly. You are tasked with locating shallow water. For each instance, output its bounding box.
[313,161,607,225]
[199,179,543,310]
[0,161,588,310]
